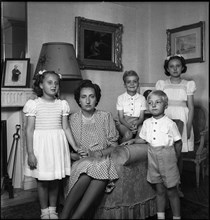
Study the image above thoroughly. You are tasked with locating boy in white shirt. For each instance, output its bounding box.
[116,70,146,143]
[122,90,182,220]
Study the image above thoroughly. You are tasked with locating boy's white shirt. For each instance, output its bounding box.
[116,92,146,117]
[139,115,181,147]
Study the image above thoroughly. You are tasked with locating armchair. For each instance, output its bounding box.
[58,143,157,219]
[86,119,184,219]
[88,143,157,219]
[58,119,183,219]
[182,105,209,187]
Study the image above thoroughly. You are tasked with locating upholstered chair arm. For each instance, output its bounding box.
[111,143,148,166]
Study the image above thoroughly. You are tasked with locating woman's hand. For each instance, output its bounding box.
[77,148,88,158]
[28,153,37,169]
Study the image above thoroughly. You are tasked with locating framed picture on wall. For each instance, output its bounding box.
[166,21,205,64]
[75,16,123,71]
[2,58,30,88]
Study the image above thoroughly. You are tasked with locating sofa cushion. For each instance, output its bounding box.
[124,143,148,165]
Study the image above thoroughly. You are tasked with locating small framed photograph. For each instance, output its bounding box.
[75,16,123,71]
[166,21,205,64]
[2,58,30,88]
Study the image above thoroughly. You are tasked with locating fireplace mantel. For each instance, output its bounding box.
[1,87,37,190]
[1,88,35,107]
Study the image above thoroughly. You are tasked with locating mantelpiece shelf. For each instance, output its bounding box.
[1,88,35,107]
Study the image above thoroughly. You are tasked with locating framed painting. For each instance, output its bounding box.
[166,21,205,64]
[75,16,123,71]
[2,58,30,88]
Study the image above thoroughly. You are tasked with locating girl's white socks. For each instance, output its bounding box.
[49,206,56,212]
[173,216,181,219]
[157,212,165,219]
[41,207,49,215]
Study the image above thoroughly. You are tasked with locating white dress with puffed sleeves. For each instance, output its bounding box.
[23,97,71,180]
[156,79,196,152]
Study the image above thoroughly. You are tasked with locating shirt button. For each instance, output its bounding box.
[153,137,156,140]
[154,130,156,132]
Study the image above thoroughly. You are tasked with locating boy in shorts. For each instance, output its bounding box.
[116,70,146,143]
[121,90,182,220]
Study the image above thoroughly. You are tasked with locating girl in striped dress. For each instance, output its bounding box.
[60,80,119,219]
[23,70,79,219]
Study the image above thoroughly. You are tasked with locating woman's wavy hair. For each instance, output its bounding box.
[74,80,101,107]
[164,55,187,76]
[33,70,61,97]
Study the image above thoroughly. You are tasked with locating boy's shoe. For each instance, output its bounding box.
[40,213,50,219]
[49,211,58,219]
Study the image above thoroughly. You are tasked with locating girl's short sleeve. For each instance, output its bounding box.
[187,80,196,95]
[23,99,37,116]
[62,100,70,116]
[155,80,164,90]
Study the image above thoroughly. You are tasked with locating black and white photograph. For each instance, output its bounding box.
[2,59,30,88]
[1,2,209,220]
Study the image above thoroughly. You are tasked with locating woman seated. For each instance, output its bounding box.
[60,80,119,219]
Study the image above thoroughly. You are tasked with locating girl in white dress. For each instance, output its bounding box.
[23,70,79,219]
[155,54,196,197]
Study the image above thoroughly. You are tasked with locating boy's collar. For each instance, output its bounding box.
[151,114,166,121]
[126,91,139,98]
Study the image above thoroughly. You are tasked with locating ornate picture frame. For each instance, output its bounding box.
[75,17,123,71]
[166,21,205,64]
[2,58,30,88]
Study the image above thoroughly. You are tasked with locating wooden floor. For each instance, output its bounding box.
[1,170,209,209]
[1,188,38,208]
[181,169,209,207]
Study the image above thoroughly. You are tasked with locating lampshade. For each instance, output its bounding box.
[34,42,82,80]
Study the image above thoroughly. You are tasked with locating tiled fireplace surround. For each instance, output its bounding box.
[1,88,37,190]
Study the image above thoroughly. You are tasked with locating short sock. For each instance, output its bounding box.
[173,216,181,219]
[157,212,165,219]
[49,206,56,212]
[41,207,49,215]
